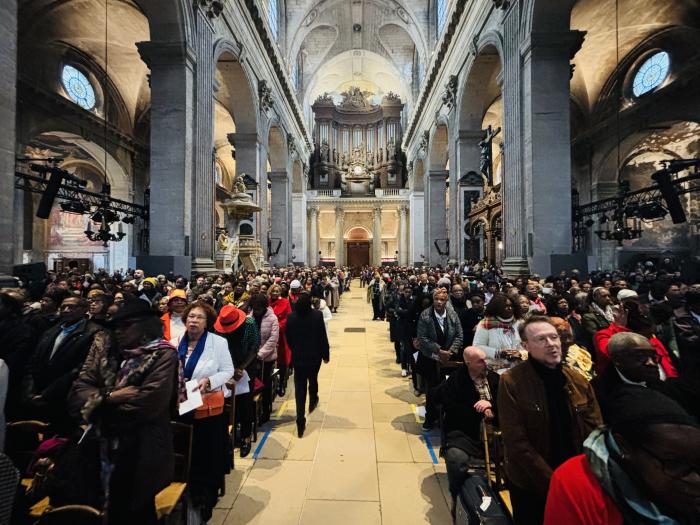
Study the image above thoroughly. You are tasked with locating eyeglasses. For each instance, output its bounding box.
[627,350,662,365]
[639,445,699,480]
[186,314,207,321]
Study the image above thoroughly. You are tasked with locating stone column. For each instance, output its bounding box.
[373,205,382,266]
[0,0,18,273]
[500,10,528,277]
[137,40,196,268]
[191,5,219,272]
[409,191,424,265]
[308,206,319,266]
[227,131,261,244]
[426,170,448,264]
[334,206,344,266]
[521,30,584,276]
[398,205,408,265]
[268,170,289,266]
[457,130,484,262]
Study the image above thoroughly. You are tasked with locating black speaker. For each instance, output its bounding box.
[36,170,63,219]
[12,262,47,282]
[652,170,687,224]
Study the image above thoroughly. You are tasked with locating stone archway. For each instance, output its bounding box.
[345,226,372,268]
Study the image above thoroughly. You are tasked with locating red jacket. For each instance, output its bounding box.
[270,297,292,366]
[594,323,678,378]
[544,454,623,525]
[161,312,172,342]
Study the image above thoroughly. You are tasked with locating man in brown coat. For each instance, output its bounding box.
[497,315,602,525]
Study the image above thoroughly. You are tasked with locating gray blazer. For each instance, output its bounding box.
[417,306,463,358]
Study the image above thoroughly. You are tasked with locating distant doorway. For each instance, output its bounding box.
[346,226,372,268]
[347,241,370,267]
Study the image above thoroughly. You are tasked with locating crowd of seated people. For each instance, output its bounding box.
[0,266,348,524]
[372,260,699,525]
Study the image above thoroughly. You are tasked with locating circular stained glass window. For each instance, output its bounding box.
[632,51,670,98]
[61,65,96,110]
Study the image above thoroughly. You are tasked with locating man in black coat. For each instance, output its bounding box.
[432,346,499,508]
[286,292,330,437]
[23,296,100,434]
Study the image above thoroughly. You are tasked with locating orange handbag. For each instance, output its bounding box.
[194,390,225,419]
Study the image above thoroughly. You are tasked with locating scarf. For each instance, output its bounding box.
[480,315,516,334]
[591,302,615,323]
[584,428,680,525]
[177,331,208,380]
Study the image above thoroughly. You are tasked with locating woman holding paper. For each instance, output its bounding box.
[172,300,233,524]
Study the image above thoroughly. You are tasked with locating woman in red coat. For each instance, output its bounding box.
[268,284,292,396]
[544,386,700,525]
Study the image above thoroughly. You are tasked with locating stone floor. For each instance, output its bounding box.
[211,281,453,525]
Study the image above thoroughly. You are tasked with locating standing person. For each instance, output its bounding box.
[473,293,524,374]
[285,292,330,438]
[268,284,292,397]
[416,288,463,431]
[68,298,179,525]
[462,291,486,347]
[248,293,279,424]
[582,287,614,349]
[23,296,101,434]
[367,273,385,320]
[288,280,303,304]
[214,305,259,458]
[383,280,402,364]
[160,289,188,341]
[323,276,340,313]
[498,316,602,525]
[395,284,414,377]
[171,301,233,524]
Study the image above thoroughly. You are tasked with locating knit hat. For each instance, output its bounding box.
[617,289,638,302]
[143,277,158,287]
[290,279,302,289]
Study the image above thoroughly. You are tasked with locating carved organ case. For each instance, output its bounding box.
[310,88,406,196]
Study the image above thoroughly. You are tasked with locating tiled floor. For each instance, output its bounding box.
[212,280,453,525]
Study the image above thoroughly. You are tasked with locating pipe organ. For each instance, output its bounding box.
[310,87,406,196]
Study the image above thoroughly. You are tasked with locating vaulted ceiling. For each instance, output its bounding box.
[285,0,430,112]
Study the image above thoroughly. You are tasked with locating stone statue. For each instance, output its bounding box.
[217,230,229,252]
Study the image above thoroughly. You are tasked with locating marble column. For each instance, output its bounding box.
[426,170,448,264]
[334,206,344,266]
[409,191,424,265]
[268,170,289,266]
[137,40,196,262]
[191,5,218,272]
[373,205,382,266]
[500,9,528,276]
[308,206,319,266]
[0,0,17,272]
[398,205,408,265]
[521,30,584,276]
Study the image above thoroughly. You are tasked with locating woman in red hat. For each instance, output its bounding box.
[214,304,260,457]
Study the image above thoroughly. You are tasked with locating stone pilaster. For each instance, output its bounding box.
[500,9,529,276]
[373,205,382,266]
[457,129,484,261]
[0,0,17,272]
[427,170,448,264]
[521,30,584,275]
[334,206,345,266]
[137,40,196,259]
[191,5,219,271]
[398,205,408,265]
[308,206,319,266]
[268,170,289,266]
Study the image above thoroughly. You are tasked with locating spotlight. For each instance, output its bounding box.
[121,216,135,224]
[60,201,87,214]
[636,201,667,221]
[91,208,118,223]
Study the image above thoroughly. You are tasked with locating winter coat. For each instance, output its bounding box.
[416,306,463,359]
[286,310,330,367]
[251,307,279,362]
[270,297,292,367]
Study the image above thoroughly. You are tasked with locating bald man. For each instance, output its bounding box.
[432,346,500,515]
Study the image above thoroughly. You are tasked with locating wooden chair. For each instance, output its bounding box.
[5,420,49,475]
[155,421,192,524]
[220,395,236,496]
[35,504,103,525]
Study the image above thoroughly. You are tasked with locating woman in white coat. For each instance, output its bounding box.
[172,301,233,524]
[473,293,526,374]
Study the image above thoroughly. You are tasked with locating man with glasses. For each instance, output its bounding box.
[498,316,602,525]
[23,296,100,433]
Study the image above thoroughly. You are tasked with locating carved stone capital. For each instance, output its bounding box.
[196,0,224,18]
[258,79,274,112]
[441,74,458,109]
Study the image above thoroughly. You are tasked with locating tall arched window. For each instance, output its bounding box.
[268,0,279,41]
[436,0,448,37]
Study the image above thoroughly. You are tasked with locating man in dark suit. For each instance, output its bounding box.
[433,346,499,512]
[23,296,100,434]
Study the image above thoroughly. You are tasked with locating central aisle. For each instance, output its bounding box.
[212,281,453,524]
